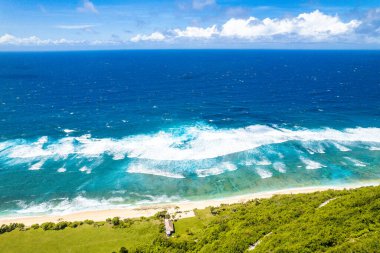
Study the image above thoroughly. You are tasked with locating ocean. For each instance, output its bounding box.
[0,50,379,217]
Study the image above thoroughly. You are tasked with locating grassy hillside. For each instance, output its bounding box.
[1,185,380,252]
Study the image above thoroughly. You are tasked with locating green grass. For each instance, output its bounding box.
[0,220,160,253]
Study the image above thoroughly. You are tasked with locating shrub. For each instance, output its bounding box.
[0,223,25,234]
[118,219,134,228]
[41,222,56,231]
[55,221,69,230]
[69,221,82,228]
[94,221,106,227]
[111,217,120,226]
[84,219,94,225]
[31,224,40,230]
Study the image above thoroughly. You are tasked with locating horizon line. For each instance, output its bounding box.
[1,48,380,53]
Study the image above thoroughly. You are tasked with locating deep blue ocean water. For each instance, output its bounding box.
[0,50,380,216]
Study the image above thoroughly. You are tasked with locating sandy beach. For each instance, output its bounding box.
[1,181,379,226]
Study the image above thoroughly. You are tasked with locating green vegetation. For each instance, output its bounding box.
[0,218,161,253]
[0,223,25,234]
[1,185,380,252]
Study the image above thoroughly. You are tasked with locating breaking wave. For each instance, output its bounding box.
[0,124,379,178]
[2,124,380,161]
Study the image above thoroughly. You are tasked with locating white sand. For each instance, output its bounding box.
[1,182,379,226]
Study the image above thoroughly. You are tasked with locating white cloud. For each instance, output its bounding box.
[192,0,216,10]
[296,11,361,39]
[56,24,97,30]
[173,25,218,38]
[220,10,361,40]
[128,10,361,43]
[77,0,98,14]
[130,32,166,42]
[0,34,84,46]
[89,39,121,45]
[0,10,371,48]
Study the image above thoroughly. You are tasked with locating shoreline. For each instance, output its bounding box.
[1,181,379,226]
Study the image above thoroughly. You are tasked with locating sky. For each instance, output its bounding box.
[0,0,380,50]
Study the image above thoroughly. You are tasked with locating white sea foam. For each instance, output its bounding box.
[63,129,75,134]
[243,157,271,166]
[29,160,45,171]
[273,162,286,173]
[255,168,273,178]
[14,196,131,215]
[57,167,66,173]
[301,157,325,170]
[127,163,185,179]
[256,158,272,166]
[112,153,125,160]
[333,143,351,152]
[79,166,92,174]
[107,197,125,202]
[0,142,7,151]
[195,162,237,177]
[369,146,380,151]
[1,125,380,162]
[243,160,255,166]
[302,141,325,154]
[344,157,367,167]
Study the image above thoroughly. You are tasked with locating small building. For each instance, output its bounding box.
[164,219,174,236]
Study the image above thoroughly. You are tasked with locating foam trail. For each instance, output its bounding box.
[195,162,237,177]
[302,142,325,154]
[369,146,380,151]
[243,160,255,166]
[29,160,45,171]
[79,166,92,174]
[57,168,66,173]
[128,164,185,179]
[255,168,273,178]
[344,157,367,167]
[256,158,272,166]
[333,143,351,152]
[301,157,325,170]
[15,196,129,216]
[273,162,286,173]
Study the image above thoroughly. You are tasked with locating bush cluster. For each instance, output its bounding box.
[106,217,135,228]
[0,223,25,234]
[29,219,102,231]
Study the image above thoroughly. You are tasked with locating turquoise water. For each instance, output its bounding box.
[0,50,379,217]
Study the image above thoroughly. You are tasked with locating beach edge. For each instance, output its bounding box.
[2,181,380,226]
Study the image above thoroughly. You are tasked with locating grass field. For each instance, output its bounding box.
[0,219,161,253]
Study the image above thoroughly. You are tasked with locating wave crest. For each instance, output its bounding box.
[2,125,380,161]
